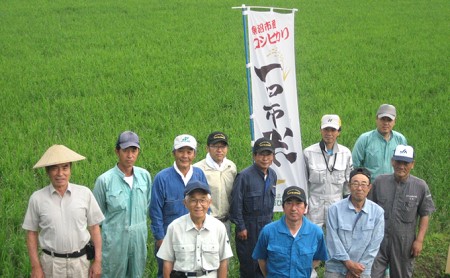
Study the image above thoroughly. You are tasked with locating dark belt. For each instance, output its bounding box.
[43,248,86,258]
[172,270,214,277]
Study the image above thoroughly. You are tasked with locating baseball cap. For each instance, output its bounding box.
[282,186,307,204]
[321,114,341,130]
[33,145,86,169]
[184,180,211,196]
[174,134,197,150]
[349,167,371,181]
[377,104,397,120]
[207,131,228,145]
[392,145,414,163]
[116,131,140,149]
[253,137,275,153]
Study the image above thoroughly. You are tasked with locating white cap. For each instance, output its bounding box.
[321,114,341,130]
[393,145,414,163]
[173,134,197,150]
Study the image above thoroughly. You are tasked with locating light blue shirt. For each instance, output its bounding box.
[352,129,407,181]
[325,197,385,276]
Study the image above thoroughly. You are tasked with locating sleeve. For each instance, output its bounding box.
[252,226,268,260]
[418,181,436,216]
[22,195,39,231]
[150,174,165,241]
[314,228,329,261]
[352,135,366,168]
[229,173,246,232]
[87,190,105,226]
[343,152,353,196]
[218,223,233,261]
[359,207,385,267]
[146,171,153,206]
[156,224,175,261]
[325,205,349,262]
[93,176,107,214]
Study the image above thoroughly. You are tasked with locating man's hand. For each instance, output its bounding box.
[31,266,45,278]
[411,239,423,257]
[344,260,365,277]
[237,229,248,240]
[89,259,101,278]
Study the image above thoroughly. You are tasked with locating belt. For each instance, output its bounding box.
[173,270,214,277]
[42,248,86,258]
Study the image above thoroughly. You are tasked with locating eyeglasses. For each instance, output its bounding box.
[209,145,227,150]
[350,182,370,189]
[188,198,209,206]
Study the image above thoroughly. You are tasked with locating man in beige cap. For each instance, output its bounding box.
[352,104,407,181]
[23,145,104,278]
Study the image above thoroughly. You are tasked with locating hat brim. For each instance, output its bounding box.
[184,187,211,196]
[377,113,396,120]
[283,196,306,203]
[208,139,228,145]
[119,142,140,149]
[321,124,340,130]
[392,155,414,163]
[174,144,196,151]
[33,145,86,169]
[255,147,274,153]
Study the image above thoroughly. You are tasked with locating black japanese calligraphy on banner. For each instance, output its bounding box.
[247,9,308,211]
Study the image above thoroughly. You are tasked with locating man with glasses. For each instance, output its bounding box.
[252,186,328,277]
[325,167,384,278]
[304,114,353,229]
[352,104,407,181]
[157,180,233,278]
[194,131,237,239]
[230,137,277,277]
[370,145,435,278]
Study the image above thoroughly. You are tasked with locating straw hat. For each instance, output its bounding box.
[33,145,86,169]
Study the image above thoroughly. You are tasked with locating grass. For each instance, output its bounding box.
[0,0,448,277]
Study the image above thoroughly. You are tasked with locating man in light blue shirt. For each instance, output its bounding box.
[325,167,384,278]
[352,104,407,181]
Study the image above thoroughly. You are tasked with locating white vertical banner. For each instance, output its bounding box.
[247,9,308,211]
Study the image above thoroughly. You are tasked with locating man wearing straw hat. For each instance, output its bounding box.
[23,145,104,278]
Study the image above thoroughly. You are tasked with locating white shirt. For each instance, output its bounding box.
[157,214,233,273]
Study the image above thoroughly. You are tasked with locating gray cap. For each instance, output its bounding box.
[377,104,396,120]
[116,131,140,149]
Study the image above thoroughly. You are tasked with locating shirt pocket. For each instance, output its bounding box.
[244,190,262,212]
[173,244,195,270]
[106,189,127,212]
[201,243,220,270]
[267,243,289,268]
[400,201,418,223]
[309,168,326,184]
[331,163,346,185]
[337,223,353,251]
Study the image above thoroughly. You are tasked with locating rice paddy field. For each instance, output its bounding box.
[0,0,448,276]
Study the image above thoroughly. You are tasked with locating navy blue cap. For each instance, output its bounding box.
[184,180,211,196]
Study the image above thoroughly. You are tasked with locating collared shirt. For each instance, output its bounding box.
[325,197,385,276]
[23,183,104,253]
[194,156,237,219]
[93,165,151,229]
[157,214,233,273]
[252,215,328,278]
[304,142,353,199]
[352,129,407,181]
[150,166,208,240]
[229,164,277,232]
[173,162,194,185]
[371,174,435,234]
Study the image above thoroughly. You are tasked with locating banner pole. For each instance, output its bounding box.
[240,4,255,143]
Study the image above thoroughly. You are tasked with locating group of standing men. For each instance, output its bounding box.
[22,104,435,278]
